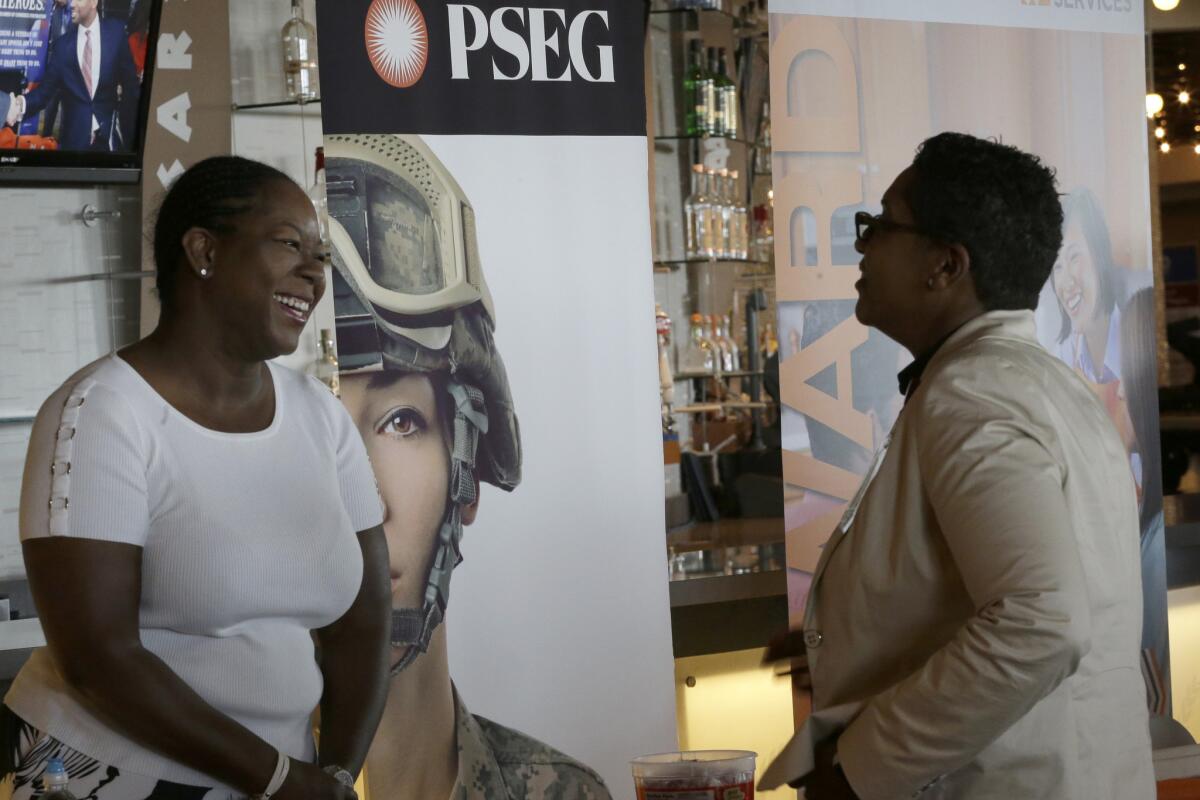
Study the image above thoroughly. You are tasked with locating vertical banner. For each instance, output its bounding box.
[314,1,677,797]
[769,0,1167,720]
[138,0,231,335]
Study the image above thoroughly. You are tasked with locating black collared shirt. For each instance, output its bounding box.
[897,326,964,401]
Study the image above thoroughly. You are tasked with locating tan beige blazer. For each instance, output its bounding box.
[763,311,1154,799]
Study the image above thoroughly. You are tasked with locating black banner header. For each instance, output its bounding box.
[315,0,647,136]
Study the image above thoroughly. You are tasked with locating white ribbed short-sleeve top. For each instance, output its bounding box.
[7,354,383,790]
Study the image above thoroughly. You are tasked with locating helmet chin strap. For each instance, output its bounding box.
[390,381,488,676]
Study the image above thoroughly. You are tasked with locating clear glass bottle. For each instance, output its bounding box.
[308,328,340,396]
[705,315,725,377]
[684,163,704,259]
[655,304,675,411]
[700,169,720,260]
[656,304,675,373]
[282,0,318,103]
[681,313,716,374]
[751,204,767,262]
[730,170,748,260]
[755,97,772,173]
[716,168,733,260]
[751,202,774,263]
[723,314,741,372]
[712,315,734,374]
[309,146,329,244]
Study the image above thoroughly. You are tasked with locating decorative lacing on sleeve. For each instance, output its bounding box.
[46,378,97,537]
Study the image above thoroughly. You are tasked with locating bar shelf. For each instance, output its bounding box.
[231,98,321,111]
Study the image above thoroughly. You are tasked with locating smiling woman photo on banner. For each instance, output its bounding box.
[1042,186,1167,714]
[1049,188,1144,491]
[325,133,612,800]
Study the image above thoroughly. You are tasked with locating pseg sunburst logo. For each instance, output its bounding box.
[365,0,429,89]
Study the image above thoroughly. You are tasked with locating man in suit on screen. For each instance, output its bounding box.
[13,0,139,151]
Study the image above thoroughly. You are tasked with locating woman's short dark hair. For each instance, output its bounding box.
[1055,188,1118,343]
[907,132,1063,311]
[152,155,296,315]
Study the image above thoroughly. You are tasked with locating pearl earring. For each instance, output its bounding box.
[200,268,209,278]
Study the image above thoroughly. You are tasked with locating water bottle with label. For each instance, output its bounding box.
[42,757,77,800]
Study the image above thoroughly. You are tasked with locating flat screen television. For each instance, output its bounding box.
[0,0,163,184]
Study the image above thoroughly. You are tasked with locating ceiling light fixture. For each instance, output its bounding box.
[1148,93,1165,117]
[1154,0,1181,11]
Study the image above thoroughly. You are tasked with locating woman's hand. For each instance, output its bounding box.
[274,760,357,800]
[763,627,811,690]
[314,525,391,775]
[790,740,859,800]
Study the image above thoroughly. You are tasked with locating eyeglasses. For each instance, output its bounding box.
[854,211,943,244]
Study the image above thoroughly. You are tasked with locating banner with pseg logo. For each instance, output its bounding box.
[314,1,678,797]
[317,0,644,135]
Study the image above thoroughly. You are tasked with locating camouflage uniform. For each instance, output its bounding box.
[452,692,612,799]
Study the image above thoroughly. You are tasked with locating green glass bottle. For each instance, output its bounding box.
[684,39,707,137]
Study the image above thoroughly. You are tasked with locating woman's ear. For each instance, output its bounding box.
[181,226,217,279]
[461,475,481,526]
[928,242,971,289]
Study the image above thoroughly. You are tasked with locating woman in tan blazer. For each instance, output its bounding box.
[763,133,1154,800]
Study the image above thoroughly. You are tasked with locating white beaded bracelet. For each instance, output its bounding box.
[254,750,290,800]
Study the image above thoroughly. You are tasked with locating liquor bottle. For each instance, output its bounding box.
[717,48,738,137]
[681,313,716,374]
[703,47,720,136]
[684,39,708,137]
[309,146,329,244]
[308,329,341,396]
[730,170,748,260]
[723,315,741,371]
[656,304,676,409]
[755,98,772,173]
[686,164,700,257]
[761,321,779,361]
[716,169,733,260]
[656,304,675,372]
[42,758,77,800]
[701,169,720,259]
[703,315,724,376]
[751,203,774,263]
[712,315,734,373]
[282,0,319,103]
[684,164,704,259]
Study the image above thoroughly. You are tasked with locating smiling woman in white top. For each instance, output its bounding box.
[3,156,391,800]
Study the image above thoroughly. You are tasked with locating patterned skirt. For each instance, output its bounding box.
[0,706,234,800]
